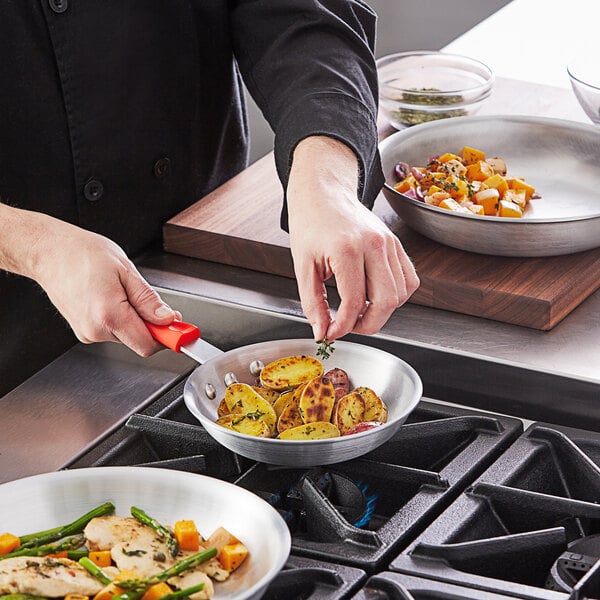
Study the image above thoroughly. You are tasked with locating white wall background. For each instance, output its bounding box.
[245,0,512,163]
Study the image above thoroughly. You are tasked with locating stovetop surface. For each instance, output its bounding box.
[68,380,600,600]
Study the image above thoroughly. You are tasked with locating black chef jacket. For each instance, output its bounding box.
[0,0,384,396]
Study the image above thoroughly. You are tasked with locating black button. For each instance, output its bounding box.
[49,0,68,13]
[83,179,104,202]
[153,157,171,179]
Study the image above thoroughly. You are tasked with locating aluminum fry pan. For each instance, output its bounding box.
[0,467,290,600]
[379,115,600,256]
[182,338,423,467]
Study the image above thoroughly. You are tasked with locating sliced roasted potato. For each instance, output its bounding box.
[332,391,365,434]
[252,386,280,405]
[299,375,335,423]
[354,386,388,423]
[216,414,272,437]
[277,396,304,433]
[217,397,236,418]
[260,355,323,391]
[278,421,340,440]
[223,383,277,433]
[273,389,294,419]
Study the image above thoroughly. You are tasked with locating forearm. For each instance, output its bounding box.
[0,202,51,280]
[287,136,360,213]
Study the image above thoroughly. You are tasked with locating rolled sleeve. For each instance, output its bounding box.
[230,0,384,230]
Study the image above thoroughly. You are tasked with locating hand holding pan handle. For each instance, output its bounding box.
[145,320,223,363]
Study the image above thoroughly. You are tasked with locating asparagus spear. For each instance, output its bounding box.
[130,507,179,558]
[0,535,85,561]
[19,502,115,549]
[160,584,205,600]
[78,556,113,585]
[117,547,217,591]
[113,582,206,600]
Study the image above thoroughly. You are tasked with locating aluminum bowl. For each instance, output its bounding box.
[184,339,422,467]
[0,467,291,600]
[379,115,600,256]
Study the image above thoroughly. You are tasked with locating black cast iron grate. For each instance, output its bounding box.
[389,422,600,600]
[232,403,523,573]
[260,556,366,600]
[352,572,540,599]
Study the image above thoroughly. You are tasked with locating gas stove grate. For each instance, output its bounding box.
[390,422,600,599]
[68,385,524,588]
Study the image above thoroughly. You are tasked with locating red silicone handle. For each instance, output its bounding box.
[145,320,200,353]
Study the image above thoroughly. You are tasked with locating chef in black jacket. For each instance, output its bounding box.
[0,1,419,396]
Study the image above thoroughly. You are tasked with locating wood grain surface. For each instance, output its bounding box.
[163,78,600,330]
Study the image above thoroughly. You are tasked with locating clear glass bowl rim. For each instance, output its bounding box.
[567,63,600,92]
[376,50,495,98]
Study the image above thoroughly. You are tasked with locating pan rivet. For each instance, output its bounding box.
[249,360,264,377]
[204,383,216,399]
[224,372,238,387]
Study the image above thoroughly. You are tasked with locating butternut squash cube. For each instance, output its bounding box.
[141,583,173,600]
[393,173,416,193]
[474,188,500,216]
[461,145,486,165]
[438,152,463,163]
[509,177,536,200]
[218,542,249,572]
[483,174,509,198]
[88,550,112,568]
[0,533,20,556]
[466,160,494,182]
[174,520,200,552]
[447,175,470,199]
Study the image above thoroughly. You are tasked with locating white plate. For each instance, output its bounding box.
[0,467,291,600]
[379,115,600,256]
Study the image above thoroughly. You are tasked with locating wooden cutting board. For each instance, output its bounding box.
[163,78,600,330]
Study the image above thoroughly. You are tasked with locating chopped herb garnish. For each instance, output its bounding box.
[316,338,335,360]
[122,548,147,557]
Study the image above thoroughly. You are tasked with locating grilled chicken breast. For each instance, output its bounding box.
[177,551,229,582]
[85,515,230,593]
[168,570,214,600]
[85,516,172,577]
[0,556,104,597]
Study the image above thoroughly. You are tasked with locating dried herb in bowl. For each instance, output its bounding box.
[392,87,467,126]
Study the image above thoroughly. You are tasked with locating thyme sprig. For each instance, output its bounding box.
[316,338,335,360]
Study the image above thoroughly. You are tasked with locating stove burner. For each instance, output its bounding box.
[259,468,378,535]
[546,534,600,592]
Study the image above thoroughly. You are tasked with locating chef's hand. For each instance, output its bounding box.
[287,136,419,342]
[0,204,178,356]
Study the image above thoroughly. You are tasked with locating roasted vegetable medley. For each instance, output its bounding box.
[215,354,388,440]
[393,145,539,218]
[0,502,249,600]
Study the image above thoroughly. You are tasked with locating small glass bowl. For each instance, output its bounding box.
[376,51,494,129]
[568,53,600,125]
